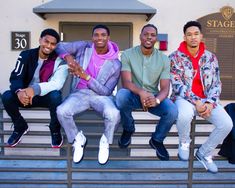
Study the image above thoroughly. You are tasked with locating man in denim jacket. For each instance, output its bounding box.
[56,25,121,165]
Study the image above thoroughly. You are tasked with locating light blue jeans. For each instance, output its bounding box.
[57,89,120,144]
[115,88,178,142]
[175,97,233,157]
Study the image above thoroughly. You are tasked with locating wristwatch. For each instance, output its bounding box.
[85,75,91,81]
[155,98,161,105]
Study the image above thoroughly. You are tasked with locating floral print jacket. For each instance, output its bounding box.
[169,49,222,106]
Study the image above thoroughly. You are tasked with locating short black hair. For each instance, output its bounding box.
[183,21,202,34]
[141,24,158,34]
[92,24,110,36]
[40,28,60,43]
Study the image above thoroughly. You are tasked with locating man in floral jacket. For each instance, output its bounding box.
[169,21,232,173]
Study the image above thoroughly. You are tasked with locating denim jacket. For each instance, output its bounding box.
[56,41,121,96]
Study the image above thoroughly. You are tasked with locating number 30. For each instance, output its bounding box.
[15,38,27,49]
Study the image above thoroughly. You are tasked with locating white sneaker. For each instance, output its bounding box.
[98,134,109,165]
[178,142,190,161]
[195,150,218,173]
[73,131,87,163]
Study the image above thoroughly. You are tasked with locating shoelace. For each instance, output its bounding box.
[204,155,213,163]
[181,142,190,150]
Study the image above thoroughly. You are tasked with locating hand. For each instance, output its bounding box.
[23,87,35,105]
[139,90,154,111]
[17,90,30,106]
[68,61,89,79]
[195,100,213,119]
[195,100,206,113]
[68,60,82,76]
[64,55,83,76]
[199,103,213,119]
[144,95,158,108]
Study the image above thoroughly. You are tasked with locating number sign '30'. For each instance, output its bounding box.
[11,32,30,50]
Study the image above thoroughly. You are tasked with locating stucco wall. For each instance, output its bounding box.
[0,0,234,94]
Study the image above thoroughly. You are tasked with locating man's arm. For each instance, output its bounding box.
[56,41,89,59]
[9,51,31,105]
[87,61,121,96]
[9,51,28,93]
[170,53,199,104]
[121,71,143,95]
[205,54,222,105]
[30,58,68,97]
[121,71,153,110]
[144,79,170,108]
[157,79,170,101]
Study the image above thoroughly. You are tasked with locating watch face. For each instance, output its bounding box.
[156,98,160,104]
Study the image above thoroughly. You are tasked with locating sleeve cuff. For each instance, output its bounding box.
[60,53,69,59]
[31,84,41,96]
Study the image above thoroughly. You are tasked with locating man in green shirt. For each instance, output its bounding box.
[115,24,178,160]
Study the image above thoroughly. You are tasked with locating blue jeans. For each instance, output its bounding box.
[115,88,178,142]
[2,90,62,132]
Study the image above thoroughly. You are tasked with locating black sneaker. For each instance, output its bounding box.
[51,132,63,148]
[149,138,169,161]
[7,127,29,147]
[118,130,134,148]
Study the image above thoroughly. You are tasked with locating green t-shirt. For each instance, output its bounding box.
[121,45,170,94]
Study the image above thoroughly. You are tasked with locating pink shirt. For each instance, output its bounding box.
[77,41,118,89]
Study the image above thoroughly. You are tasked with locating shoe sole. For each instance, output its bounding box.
[51,136,64,148]
[118,139,130,148]
[98,160,108,165]
[98,157,109,165]
[149,139,169,161]
[195,154,217,174]
[73,140,87,164]
[8,128,29,147]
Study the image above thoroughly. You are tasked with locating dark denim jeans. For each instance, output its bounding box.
[225,103,235,139]
[115,88,178,142]
[2,90,62,133]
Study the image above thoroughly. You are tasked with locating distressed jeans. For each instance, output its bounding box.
[175,97,233,157]
[115,88,178,142]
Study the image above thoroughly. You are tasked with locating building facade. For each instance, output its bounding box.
[0,0,235,100]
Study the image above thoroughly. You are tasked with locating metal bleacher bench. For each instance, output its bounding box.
[0,100,235,188]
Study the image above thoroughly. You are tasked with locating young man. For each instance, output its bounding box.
[169,21,233,173]
[56,25,121,165]
[115,24,178,161]
[2,28,68,148]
